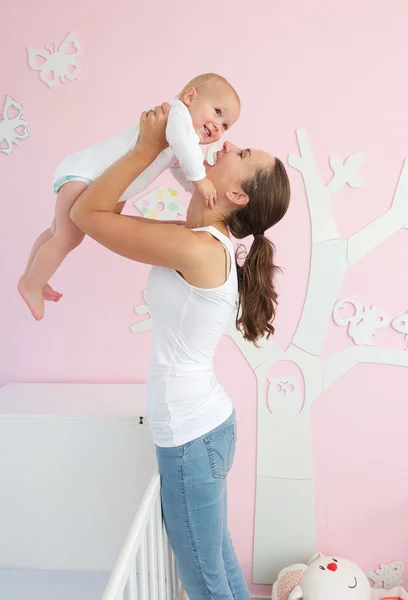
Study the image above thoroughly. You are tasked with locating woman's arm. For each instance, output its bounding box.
[115,202,185,225]
[70,105,200,270]
[123,214,186,226]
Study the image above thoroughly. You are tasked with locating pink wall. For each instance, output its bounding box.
[2,0,408,594]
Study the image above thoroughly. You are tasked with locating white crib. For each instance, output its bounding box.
[0,384,182,600]
[102,470,182,600]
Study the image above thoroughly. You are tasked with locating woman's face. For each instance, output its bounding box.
[205,142,275,197]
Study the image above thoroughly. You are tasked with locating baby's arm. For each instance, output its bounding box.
[169,161,195,195]
[166,105,216,207]
[170,160,218,208]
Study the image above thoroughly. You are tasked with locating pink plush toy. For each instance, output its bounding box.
[272,553,407,600]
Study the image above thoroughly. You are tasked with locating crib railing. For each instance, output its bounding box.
[101,470,182,600]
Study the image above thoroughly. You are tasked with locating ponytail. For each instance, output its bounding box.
[236,234,280,343]
[227,159,290,344]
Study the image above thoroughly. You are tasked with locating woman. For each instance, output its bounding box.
[71,103,290,600]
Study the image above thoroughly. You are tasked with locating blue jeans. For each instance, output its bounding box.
[156,411,250,600]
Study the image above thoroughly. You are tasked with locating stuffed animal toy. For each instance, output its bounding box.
[272,553,407,600]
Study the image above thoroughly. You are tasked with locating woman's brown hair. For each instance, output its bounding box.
[226,158,290,344]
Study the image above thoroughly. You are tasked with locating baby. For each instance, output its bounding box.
[18,72,241,320]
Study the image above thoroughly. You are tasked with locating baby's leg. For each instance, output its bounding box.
[21,223,54,279]
[18,181,88,320]
[20,219,62,302]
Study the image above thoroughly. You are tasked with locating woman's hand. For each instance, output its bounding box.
[138,103,170,159]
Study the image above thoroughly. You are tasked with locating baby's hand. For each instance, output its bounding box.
[193,177,217,209]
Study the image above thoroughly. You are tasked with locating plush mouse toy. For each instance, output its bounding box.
[272,553,407,600]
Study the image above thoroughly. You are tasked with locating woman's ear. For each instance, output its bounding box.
[183,87,197,105]
[226,190,249,207]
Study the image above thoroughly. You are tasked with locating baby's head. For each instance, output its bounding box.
[178,73,240,145]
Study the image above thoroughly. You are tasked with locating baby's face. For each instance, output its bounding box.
[185,86,240,145]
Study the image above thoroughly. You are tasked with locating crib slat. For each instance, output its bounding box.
[170,552,179,599]
[163,527,173,600]
[128,567,137,600]
[138,533,149,600]
[148,513,159,600]
[155,497,166,600]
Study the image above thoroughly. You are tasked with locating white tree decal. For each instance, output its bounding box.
[130,129,408,584]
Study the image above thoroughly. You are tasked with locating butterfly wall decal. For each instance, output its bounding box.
[0,95,30,156]
[27,31,81,89]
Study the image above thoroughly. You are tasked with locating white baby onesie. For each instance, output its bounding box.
[53,100,202,201]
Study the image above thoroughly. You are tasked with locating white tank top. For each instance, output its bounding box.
[145,226,238,447]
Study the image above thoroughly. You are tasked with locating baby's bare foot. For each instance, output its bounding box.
[42,284,63,302]
[18,278,45,320]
